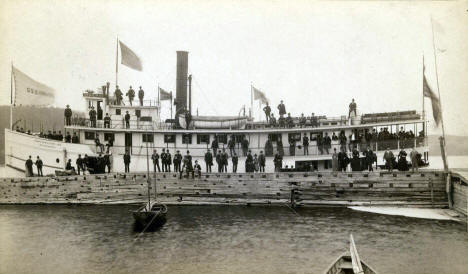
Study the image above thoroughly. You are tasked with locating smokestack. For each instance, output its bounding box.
[175,51,188,118]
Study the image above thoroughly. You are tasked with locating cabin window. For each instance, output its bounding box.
[142,133,153,143]
[135,109,141,118]
[140,116,152,122]
[84,131,95,140]
[197,134,210,144]
[288,133,301,142]
[216,134,227,144]
[182,133,192,144]
[164,134,176,143]
[104,133,114,141]
[115,109,121,115]
[268,133,282,142]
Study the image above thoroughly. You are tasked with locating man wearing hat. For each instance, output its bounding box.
[89,106,97,128]
[138,86,144,106]
[124,111,131,129]
[204,149,213,173]
[383,147,394,172]
[174,150,182,173]
[193,160,202,178]
[126,86,135,106]
[114,85,123,105]
[277,100,286,118]
[64,105,72,126]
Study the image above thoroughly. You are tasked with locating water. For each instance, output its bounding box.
[0,205,467,274]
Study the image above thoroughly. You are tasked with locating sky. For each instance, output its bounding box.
[0,0,467,135]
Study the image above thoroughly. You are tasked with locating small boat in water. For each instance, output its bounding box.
[132,142,168,229]
[132,201,167,228]
[324,235,378,274]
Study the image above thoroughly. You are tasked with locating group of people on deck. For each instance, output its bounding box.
[261,99,357,128]
[113,85,145,106]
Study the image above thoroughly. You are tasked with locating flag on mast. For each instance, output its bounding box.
[423,70,442,126]
[12,66,55,106]
[159,87,172,100]
[252,86,269,105]
[119,40,143,71]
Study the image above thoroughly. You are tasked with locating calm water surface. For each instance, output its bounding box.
[0,205,467,274]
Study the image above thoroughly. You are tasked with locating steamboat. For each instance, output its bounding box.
[4,51,429,175]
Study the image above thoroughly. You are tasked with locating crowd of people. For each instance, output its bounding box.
[112,85,146,106]
[16,126,81,143]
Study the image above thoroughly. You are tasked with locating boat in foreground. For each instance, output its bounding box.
[325,235,378,274]
[132,201,168,229]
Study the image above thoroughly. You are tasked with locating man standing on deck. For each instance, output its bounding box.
[211,136,219,158]
[123,151,131,173]
[338,149,349,172]
[228,136,236,157]
[263,103,271,122]
[72,132,79,143]
[104,113,111,128]
[64,105,72,126]
[138,86,144,106]
[25,156,34,177]
[114,85,123,105]
[151,150,160,172]
[383,148,394,172]
[241,137,249,157]
[302,133,309,155]
[273,152,282,172]
[174,150,182,173]
[89,106,97,128]
[348,99,357,118]
[124,111,130,129]
[232,152,238,173]
[76,154,83,175]
[35,156,43,176]
[204,149,213,173]
[277,100,286,118]
[126,86,135,106]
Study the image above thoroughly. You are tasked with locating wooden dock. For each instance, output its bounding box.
[450,169,468,217]
[0,170,449,207]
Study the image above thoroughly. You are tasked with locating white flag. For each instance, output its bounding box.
[12,66,55,106]
[252,86,269,105]
[119,40,143,71]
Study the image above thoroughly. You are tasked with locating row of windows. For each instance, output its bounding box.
[85,132,115,141]
[114,109,152,121]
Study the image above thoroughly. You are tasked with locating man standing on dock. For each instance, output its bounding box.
[263,103,271,122]
[383,148,394,172]
[138,86,144,106]
[221,149,228,172]
[273,152,282,172]
[25,156,34,177]
[64,105,72,126]
[35,156,43,177]
[363,146,374,171]
[161,148,167,172]
[174,150,182,172]
[166,150,172,172]
[204,149,213,173]
[410,148,420,172]
[126,86,135,106]
[123,151,131,173]
[151,150,160,172]
[76,154,83,175]
[258,151,266,172]
[232,152,238,173]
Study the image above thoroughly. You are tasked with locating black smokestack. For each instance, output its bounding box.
[175,51,188,118]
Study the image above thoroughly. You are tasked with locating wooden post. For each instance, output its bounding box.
[430,178,434,208]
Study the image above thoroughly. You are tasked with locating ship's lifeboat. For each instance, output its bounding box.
[178,114,248,129]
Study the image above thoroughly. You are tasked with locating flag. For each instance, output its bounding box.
[159,87,172,101]
[119,40,143,71]
[12,66,55,106]
[423,72,442,126]
[252,86,269,105]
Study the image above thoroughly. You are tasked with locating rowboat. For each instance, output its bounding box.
[178,114,248,129]
[324,235,378,274]
[132,201,167,229]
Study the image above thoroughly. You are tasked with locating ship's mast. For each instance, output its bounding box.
[10,63,13,130]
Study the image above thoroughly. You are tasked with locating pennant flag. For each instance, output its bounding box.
[12,66,55,106]
[119,40,143,71]
[252,86,269,105]
[423,72,442,126]
[159,87,172,101]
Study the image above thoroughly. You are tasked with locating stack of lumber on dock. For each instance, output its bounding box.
[0,171,448,207]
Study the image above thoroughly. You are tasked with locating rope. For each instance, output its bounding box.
[191,76,220,115]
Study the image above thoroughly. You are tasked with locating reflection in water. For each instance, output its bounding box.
[0,205,467,274]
